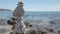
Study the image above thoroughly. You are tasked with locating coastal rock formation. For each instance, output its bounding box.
[12,0,25,34]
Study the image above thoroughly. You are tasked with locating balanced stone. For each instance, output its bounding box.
[13,0,24,17]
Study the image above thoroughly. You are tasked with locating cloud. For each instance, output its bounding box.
[24,5,60,11]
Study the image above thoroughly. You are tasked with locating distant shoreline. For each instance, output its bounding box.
[0,9,12,11]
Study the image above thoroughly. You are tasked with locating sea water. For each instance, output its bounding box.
[0,11,60,22]
[0,11,60,25]
[0,11,60,34]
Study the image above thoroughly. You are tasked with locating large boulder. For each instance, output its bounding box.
[24,28,36,34]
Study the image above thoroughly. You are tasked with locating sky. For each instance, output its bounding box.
[0,0,60,11]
